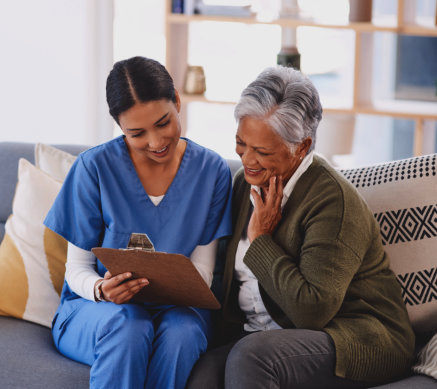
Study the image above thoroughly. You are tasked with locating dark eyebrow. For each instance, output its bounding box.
[154,112,169,125]
[126,112,170,132]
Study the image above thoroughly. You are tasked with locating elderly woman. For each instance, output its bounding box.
[187,66,415,388]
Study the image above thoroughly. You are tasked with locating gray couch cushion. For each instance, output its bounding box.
[369,374,437,388]
[0,316,89,389]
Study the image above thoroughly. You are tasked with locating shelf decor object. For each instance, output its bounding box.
[349,0,373,23]
[277,24,300,69]
[279,0,299,18]
[277,0,300,69]
[277,45,300,69]
[183,65,206,95]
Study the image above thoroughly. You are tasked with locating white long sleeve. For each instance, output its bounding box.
[65,242,101,301]
[190,239,218,288]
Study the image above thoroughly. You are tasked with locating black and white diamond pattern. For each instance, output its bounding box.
[397,268,437,306]
[374,205,437,245]
[339,154,437,314]
[341,154,436,188]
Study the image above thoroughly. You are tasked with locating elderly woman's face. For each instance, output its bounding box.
[236,116,308,188]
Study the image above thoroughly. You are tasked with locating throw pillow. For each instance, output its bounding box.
[340,154,437,332]
[0,159,66,327]
[412,332,437,379]
[35,143,76,182]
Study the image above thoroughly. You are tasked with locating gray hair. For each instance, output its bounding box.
[234,66,322,152]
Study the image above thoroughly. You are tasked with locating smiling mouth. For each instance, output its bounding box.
[149,146,169,156]
[244,167,264,176]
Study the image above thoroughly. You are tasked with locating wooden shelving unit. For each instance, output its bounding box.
[165,0,437,156]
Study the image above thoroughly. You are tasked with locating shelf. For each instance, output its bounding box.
[180,93,352,112]
[180,94,436,121]
[179,93,234,105]
[397,24,437,36]
[167,12,437,36]
[357,100,437,120]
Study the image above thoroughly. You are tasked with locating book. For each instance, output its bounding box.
[92,247,221,309]
[172,0,184,14]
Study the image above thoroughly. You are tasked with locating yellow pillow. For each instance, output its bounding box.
[0,159,67,327]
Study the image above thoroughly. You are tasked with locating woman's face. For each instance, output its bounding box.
[236,116,310,187]
[118,95,182,165]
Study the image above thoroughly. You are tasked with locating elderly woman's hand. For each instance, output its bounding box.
[247,176,283,242]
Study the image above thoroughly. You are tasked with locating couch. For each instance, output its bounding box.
[0,141,436,388]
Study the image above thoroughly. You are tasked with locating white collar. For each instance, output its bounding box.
[250,151,314,209]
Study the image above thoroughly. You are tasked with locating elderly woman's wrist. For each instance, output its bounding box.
[246,234,285,273]
[249,231,269,243]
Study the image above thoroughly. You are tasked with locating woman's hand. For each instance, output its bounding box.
[247,175,283,242]
[97,271,149,304]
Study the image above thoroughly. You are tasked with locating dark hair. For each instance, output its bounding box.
[106,56,176,123]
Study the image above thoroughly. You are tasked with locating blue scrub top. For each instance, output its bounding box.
[44,136,232,302]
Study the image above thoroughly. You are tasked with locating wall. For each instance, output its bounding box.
[0,0,114,146]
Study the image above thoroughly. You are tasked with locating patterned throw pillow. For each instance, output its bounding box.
[0,145,76,328]
[340,154,437,332]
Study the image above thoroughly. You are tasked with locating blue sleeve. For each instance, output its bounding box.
[44,154,104,250]
[199,158,233,245]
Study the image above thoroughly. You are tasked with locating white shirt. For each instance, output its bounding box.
[234,151,314,332]
[65,194,218,301]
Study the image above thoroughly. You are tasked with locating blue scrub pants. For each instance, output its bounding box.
[52,299,211,389]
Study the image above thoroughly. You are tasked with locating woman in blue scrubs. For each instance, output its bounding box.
[44,56,232,389]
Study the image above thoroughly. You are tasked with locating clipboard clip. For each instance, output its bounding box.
[125,233,155,252]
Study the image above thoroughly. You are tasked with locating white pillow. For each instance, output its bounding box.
[35,143,76,182]
[413,333,437,379]
[0,159,66,327]
[340,154,437,332]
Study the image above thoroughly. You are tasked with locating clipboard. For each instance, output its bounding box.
[91,247,221,310]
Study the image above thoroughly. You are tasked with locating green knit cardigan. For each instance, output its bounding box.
[221,155,415,383]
